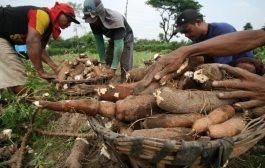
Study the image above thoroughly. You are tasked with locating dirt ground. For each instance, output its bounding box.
[41,112,122,168]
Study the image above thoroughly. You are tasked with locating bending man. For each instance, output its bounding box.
[0,2,80,95]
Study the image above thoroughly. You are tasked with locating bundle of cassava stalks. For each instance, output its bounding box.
[37,56,265,141]
[55,54,110,90]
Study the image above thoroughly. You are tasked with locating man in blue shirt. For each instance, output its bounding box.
[138,28,265,108]
[175,9,256,65]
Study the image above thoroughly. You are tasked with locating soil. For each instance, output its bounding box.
[43,112,122,168]
[47,112,88,133]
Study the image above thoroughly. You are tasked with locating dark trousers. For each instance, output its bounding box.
[106,40,133,82]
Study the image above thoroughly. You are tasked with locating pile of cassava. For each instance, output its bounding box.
[36,56,265,142]
[55,54,110,91]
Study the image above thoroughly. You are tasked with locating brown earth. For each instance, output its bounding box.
[42,112,121,168]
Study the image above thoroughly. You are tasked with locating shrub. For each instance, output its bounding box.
[134,39,189,53]
[254,46,265,61]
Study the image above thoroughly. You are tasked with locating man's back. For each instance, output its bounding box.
[193,22,254,64]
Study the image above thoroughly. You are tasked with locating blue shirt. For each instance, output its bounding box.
[15,45,27,53]
[193,23,254,64]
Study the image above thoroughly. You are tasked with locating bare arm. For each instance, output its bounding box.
[26,26,55,79]
[184,29,265,58]
[26,26,44,74]
[41,50,58,72]
[212,64,265,108]
[140,29,265,87]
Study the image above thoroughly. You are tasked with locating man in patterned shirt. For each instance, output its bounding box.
[0,2,80,95]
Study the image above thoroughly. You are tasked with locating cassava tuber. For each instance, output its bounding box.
[131,128,194,141]
[192,105,235,134]
[142,113,203,129]
[34,95,160,122]
[154,87,235,114]
[207,116,246,138]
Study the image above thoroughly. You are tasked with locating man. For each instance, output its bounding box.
[83,0,134,82]
[139,28,265,108]
[0,2,80,95]
[175,9,256,65]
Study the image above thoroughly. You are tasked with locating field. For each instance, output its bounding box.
[0,51,264,167]
[0,51,156,167]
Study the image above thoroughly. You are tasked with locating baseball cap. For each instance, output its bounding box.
[53,2,80,24]
[64,12,80,24]
[176,9,203,32]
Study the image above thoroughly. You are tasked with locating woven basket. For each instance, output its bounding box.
[88,115,265,167]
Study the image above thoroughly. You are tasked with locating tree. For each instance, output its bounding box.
[243,22,253,30]
[158,33,165,41]
[146,0,202,42]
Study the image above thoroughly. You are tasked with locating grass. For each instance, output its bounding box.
[26,135,75,168]
[228,141,265,168]
[51,50,156,68]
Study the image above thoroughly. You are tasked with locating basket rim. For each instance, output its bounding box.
[88,115,265,143]
[88,115,265,166]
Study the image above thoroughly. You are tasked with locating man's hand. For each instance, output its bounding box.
[54,66,61,75]
[212,64,265,108]
[37,71,56,81]
[136,49,187,90]
[101,63,110,69]
[106,69,116,79]
[41,50,59,73]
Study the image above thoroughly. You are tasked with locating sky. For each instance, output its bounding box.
[1,0,265,41]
